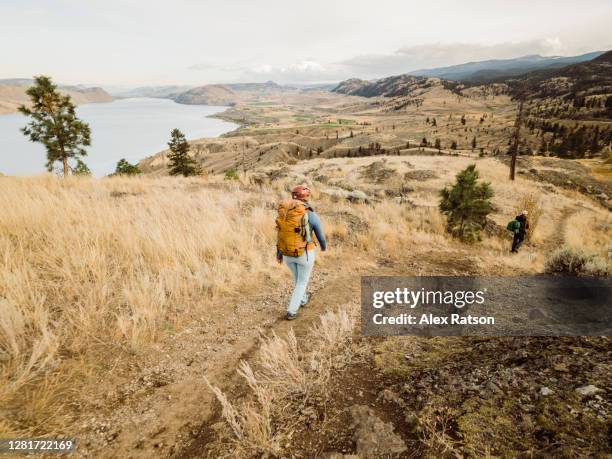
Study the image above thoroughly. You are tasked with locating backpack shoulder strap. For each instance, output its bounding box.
[302,211,312,244]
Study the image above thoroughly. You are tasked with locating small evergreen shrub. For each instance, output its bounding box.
[439,164,493,243]
[114,158,141,176]
[224,168,239,180]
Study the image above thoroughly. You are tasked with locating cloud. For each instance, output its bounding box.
[188,59,340,84]
[239,60,349,84]
[189,38,596,85]
[341,38,569,78]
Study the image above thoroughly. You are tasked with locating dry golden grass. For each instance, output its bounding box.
[564,210,611,259]
[0,172,450,436]
[1,157,608,438]
[205,308,356,457]
[513,193,543,242]
[0,174,280,435]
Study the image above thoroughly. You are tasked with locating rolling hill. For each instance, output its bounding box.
[172,84,238,106]
[332,51,607,99]
[332,75,432,97]
[0,79,113,114]
[409,51,604,82]
[171,81,290,106]
[509,50,612,100]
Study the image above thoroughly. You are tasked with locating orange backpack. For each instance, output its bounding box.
[276,199,313,257]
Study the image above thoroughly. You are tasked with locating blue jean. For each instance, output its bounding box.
[284,249,316,314]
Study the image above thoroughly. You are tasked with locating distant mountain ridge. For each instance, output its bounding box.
[110,85,195,99]
[0,79,113,115]
[510,50,612,96]
[331,50,609,100]
[111,81,292,106]
[173,84,238,106]
[507,50,612,121]
[409,51,605,82]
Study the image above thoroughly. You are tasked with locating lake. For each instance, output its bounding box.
[0,98,237,176]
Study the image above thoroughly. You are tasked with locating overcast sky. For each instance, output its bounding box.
[1,0,611,87]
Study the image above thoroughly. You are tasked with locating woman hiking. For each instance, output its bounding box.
[276,185,327,320]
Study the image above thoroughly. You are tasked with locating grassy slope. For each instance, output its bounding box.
[1,153,609,456]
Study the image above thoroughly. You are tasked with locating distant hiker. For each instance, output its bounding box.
[276,185,327,320]
[507,210,529,253]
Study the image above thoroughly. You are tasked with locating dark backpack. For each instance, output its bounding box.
[506,219,520,233]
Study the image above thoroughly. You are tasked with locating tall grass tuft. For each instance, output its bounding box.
[514,193,543,242]
[206,308,356,456]
[0,175,278,435]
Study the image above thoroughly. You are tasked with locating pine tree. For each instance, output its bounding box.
[590,126,601,154]
[434,138,441,150]
[439,164,494,243]
[450,140,458,150]
[72,159,91,176]
[539,137,548,156]
[224,168,239,180]
[115,158,141,176]
[19,75,91,177]
[167,128,200,176]
[471,136,477,150]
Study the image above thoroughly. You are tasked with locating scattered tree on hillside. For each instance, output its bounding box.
[434,138,441,150]
[432,118,437,127]
[115,158,141,176]
[538,137,548,156]
[421,137,428,147]
[589,126,601,154]
[460,114,466,125]
[72,159,91,176]
[471,136,477,150]
[439,164,493,243]
[167,128,200,176]
[450,140,458,150]
[19,75,92,177]
[509,96,525,180]
[224,168,239,180]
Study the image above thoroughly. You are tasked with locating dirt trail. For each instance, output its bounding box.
[79,260,349,458]
[176,251,487,458]
[78,190,583,459]
[540,205,584,253]
[79,241,486,459]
